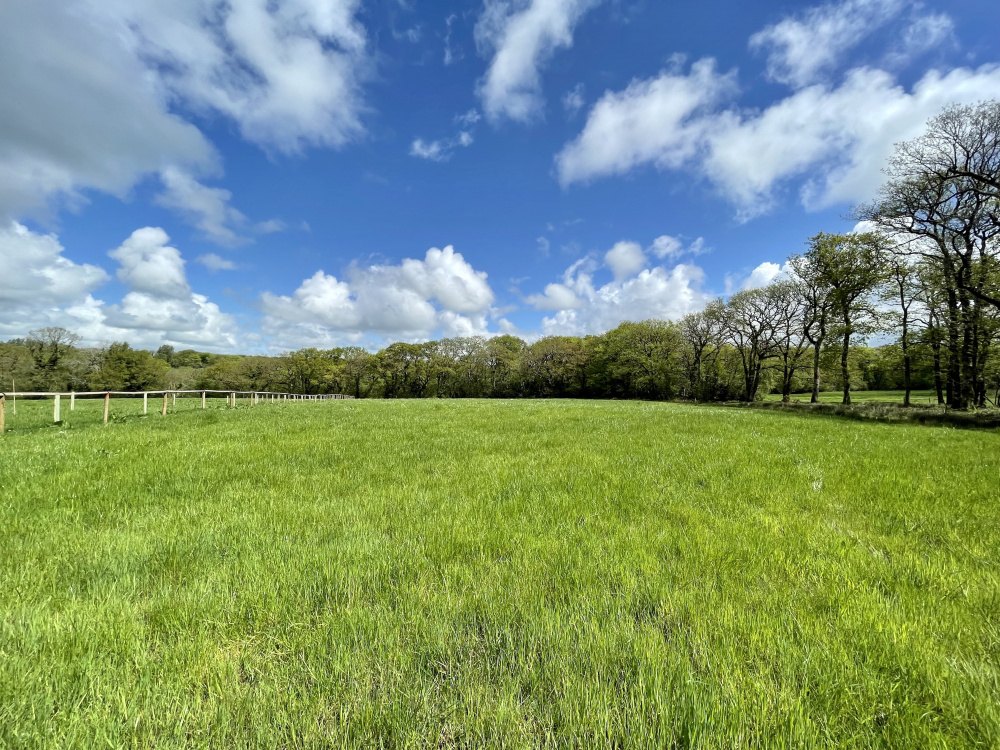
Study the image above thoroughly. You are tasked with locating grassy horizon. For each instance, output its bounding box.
[764,389,940,404]
[1,400,998,748]
[0,388,947,436]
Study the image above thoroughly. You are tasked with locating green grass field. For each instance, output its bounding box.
[1,400,998,748]
[765,390,939,404]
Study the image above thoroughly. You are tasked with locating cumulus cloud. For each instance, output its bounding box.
[89,227,239,348]
[555,59,739,186]
[67,292,238,351]
[108,228,191,300]
[749,0,906,88]
[476,0,601,123]
[525,280,584,310]
[0,222,238,349]
[525,238,712,334]
[604,241,647,281]
[538,260,712,336]
[0,0,370,229]
[726,261,791,294]
[558,57,1000,216]
[100,0,370,154]
[0,222,109,337]
[650,235,706,262]
[0,0,214,220]
[260,245,496,346]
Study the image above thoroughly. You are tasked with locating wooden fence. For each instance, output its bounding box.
[0,390,353,434]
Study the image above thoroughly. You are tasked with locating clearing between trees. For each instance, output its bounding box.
[1,400,997,748]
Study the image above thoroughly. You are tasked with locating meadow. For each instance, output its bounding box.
[1,399,998,748]
[764,390,939,404]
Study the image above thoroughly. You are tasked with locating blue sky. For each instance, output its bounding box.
[1,0,998,352]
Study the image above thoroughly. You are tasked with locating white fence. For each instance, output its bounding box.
[0,389,353,434]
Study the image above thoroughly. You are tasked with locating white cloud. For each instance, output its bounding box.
[562,83,585,117]
[0,222,238,349]
[526,282,584,310]
[707,65,1000,214]
[99,0,370,154]
[444,13,462,66]
[93,228,238,349]
[67,292,238,351]
[395,25,422,43]
[555,59,739,186]
[886,13,956,68]
[538,260,712,336]
[256,219,286,235]
[260,245,496,345]
[558,57,1000,216]
[604,241,647,281]
[196,253,238,272]
[410,131,475,162]
[0,0,371,234]
[0,222,109,337]
[455,109,483,127]
[728,261,790,294]
[155,167,248,247]
[0,0,214,220]
[476,0,601,123]
[438,311,492,339]
[525,239,712,333]
[108,228,191,300]
[749,0,905,88]
[649,235,706,262]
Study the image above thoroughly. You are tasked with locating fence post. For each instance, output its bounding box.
[173,393,177,407]
[202,391,206,409]
[231,392,236,408]
[0,394,5,435]
[70,391,75,411]
[162,393,168,416]
[54,394,61,423]
[103,393,110,424]
[143,392,148,415]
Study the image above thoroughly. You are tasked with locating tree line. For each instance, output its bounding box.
[2,102,998,408]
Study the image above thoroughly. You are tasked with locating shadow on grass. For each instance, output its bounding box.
[719,400,1000,431]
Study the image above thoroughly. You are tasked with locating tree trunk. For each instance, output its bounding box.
[811,342,821,403]
[945,287,961,408]
[841,314,852,406]
[931,338,944,405]
[901,317,911,407]
[958,286,974,410]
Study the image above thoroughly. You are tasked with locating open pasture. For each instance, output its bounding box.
[0,393,236,433]
[1,399,998,748]
[764,390,939,405]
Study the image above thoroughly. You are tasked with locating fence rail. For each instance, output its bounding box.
[0,389,354,434]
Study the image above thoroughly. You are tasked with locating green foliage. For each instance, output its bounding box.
[0,400,998,747]
[89,342,170,391]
